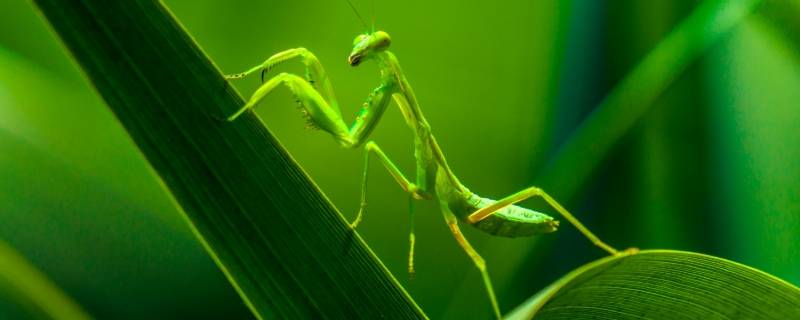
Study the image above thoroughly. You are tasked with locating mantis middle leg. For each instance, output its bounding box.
[356,141,425,276]
[467,186,620,255]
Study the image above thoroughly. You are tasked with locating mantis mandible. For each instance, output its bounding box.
[225,27,629,320]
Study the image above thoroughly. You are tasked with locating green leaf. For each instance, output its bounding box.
[31,1,425,319]
[507,250,800,319]
[0,239,91,320]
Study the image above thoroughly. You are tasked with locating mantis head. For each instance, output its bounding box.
[348,31,391,66]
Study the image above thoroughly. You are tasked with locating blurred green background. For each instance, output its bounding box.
[1,0,798,319]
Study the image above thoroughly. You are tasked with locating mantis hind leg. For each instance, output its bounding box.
[442,208,502,319]
[355,141,425,276]
[467,186,622,255]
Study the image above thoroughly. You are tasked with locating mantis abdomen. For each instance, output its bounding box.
[434,168,559,237]
[462,194,559,237]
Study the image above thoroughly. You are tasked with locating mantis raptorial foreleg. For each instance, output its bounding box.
[226,62,395,148]
[227,59,421,274]
[467,187,620,255]
[442,207,501,320]
[358,141,422,276]
[225,48,340,113]
[224,72,338,127]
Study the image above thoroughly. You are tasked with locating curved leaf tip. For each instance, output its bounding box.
[508,250,800,320]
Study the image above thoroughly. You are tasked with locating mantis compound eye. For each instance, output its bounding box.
[348,54,362,66]
[372,31,391,51]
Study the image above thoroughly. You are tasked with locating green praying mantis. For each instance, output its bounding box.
[224,15,632,320]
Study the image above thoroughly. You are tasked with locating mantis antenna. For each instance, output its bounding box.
[344,0,369,31]
[370,0,376,32]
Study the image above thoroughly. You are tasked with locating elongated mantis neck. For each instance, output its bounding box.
[376,52,427,129]
[376,51,466,193]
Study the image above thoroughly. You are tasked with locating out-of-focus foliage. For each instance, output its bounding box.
[0,3,251,319]
[0,239,90,319]
[0,0,797,319]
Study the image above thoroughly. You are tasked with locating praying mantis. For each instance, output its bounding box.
[225,27,630,320]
